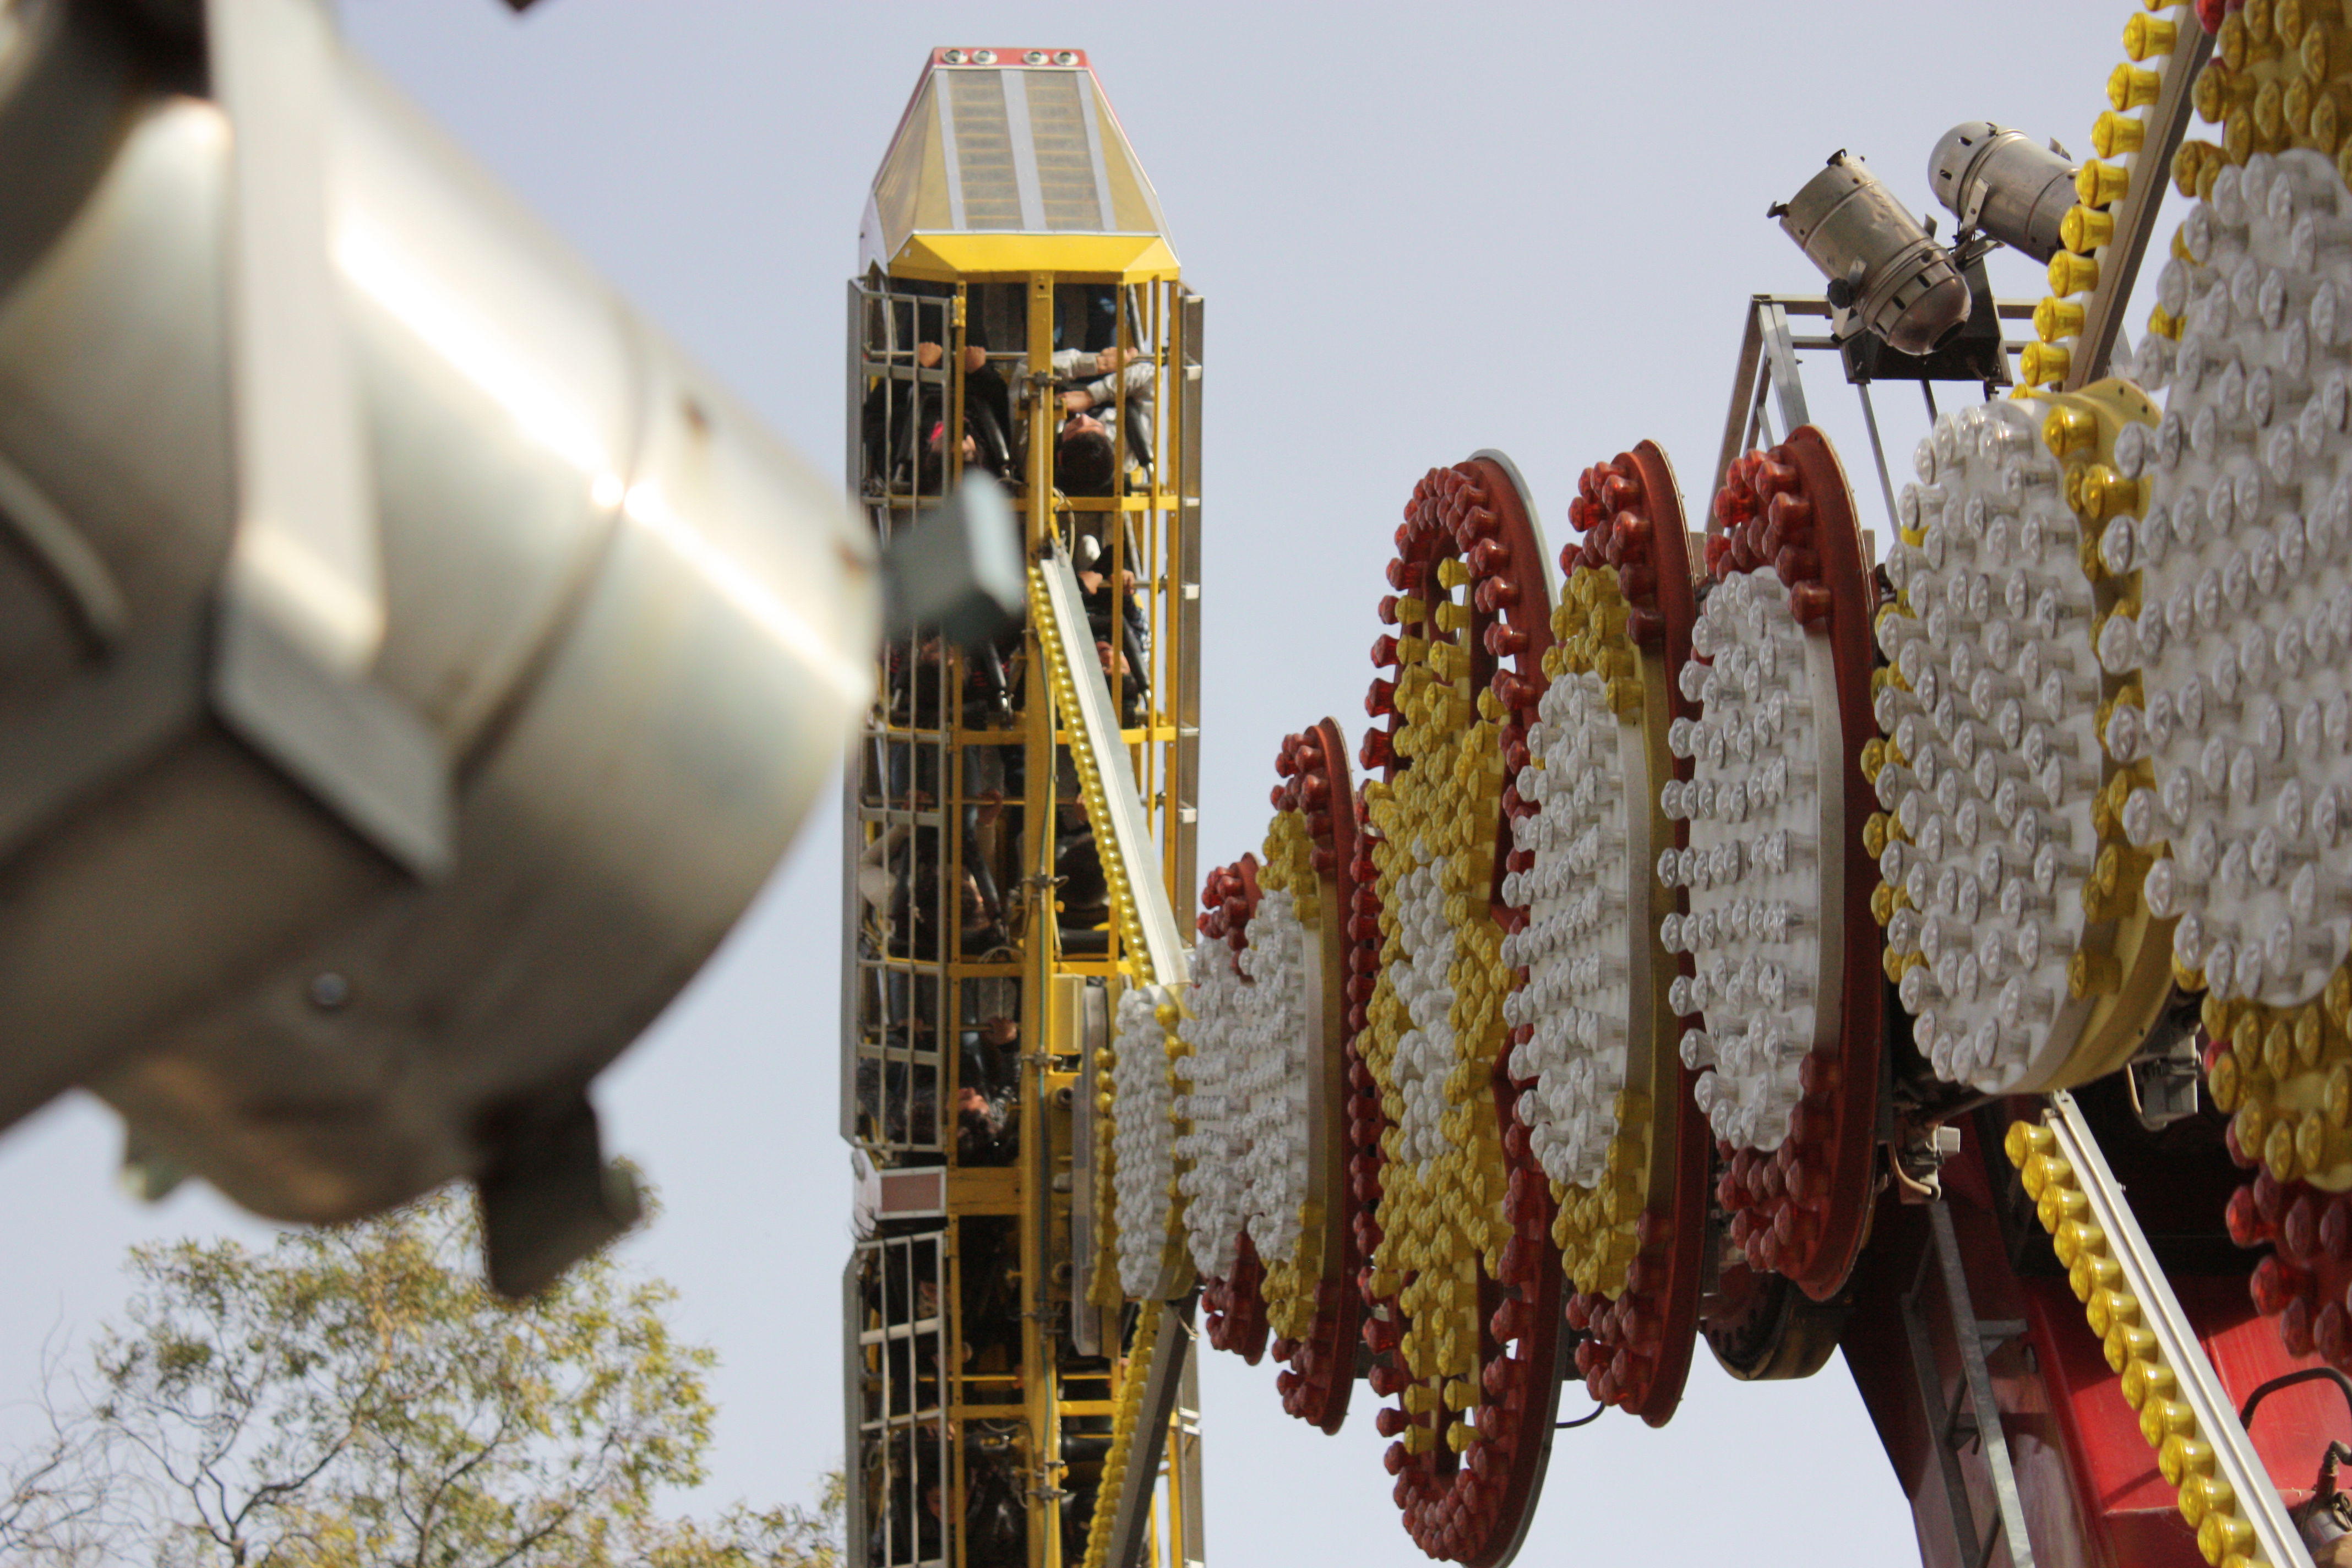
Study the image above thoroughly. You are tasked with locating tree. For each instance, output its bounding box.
[1,1188,838,1568]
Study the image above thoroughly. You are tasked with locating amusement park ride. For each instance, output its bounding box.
[835,10,2352,1568]
[21,3,2352,1568]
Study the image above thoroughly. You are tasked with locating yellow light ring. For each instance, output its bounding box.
[1867,383,2173,1095]
[1264,718,1370,1433]
[2023,1,2203,390]
[2174,0,2352,212]
[1079,1299,1163,1568]
[2002,1119,2267,1566]
[1360,594,1512,1427]
[1090,1055,1123,1308]
[2208,968,2352,1194]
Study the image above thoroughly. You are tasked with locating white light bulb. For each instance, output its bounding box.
[1173,886,1317,1283]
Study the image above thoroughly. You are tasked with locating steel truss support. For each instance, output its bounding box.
[1710,293,2037,539]
[1103,1301,1204,1568]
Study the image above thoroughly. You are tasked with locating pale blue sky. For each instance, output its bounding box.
[2,5,2165,1562]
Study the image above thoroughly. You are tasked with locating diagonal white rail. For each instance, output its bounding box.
[2044,1090,2312,1568]
[1032,545,1188,987]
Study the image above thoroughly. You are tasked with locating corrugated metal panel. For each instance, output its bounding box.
[945,71,1021,231]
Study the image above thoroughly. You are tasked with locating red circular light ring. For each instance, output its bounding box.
[1551,440,1711,1428]
[1701,430,1884,1303]
[1202,1234,1270,1363]
[1263,718,1367,1433]
[1360,455,1567,1567]
[2223,1164,2352,1370]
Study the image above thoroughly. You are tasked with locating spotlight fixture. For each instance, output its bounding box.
[1773,150,1974,356]
[1929,120,2080,264]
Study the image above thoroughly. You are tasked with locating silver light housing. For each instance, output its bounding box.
[1929,120,2078,264]
[1776,150,1973,357]
[0,0,876,1291]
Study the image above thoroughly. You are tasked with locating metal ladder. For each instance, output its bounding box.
[1897,1199,2035,1568]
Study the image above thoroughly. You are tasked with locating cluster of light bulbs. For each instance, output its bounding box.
[1878,399,2110,1090]
[1112,982,1180,1298]
[1173,938,1249,1280]
[1175,891,1313,1278]
[1500,667,1638,1188]
[1386,851,1459,1174]
[1231,890,1312,1268]
[1662,569,1831,1150]
[2130,150,2352,1008]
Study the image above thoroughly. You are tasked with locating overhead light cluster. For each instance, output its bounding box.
[1929,121,2079,263]
[2170,1,2352,214]
[1774,151,1973,357]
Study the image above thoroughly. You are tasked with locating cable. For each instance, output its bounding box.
[1886,1139,1941,1202]
[1555,1404,1607,1431]
[2238,1365,2352,1433]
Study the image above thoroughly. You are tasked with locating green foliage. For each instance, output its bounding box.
[1,1189,838,1568]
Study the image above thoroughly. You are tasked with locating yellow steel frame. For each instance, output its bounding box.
[850,242,1196,1568]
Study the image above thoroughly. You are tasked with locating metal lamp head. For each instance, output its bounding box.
[1775,150,1972,357]
[1929,121,2078,264]
[0,0,878,1291]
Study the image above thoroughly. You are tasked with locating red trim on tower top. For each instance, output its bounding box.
[929,47,1092,68]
